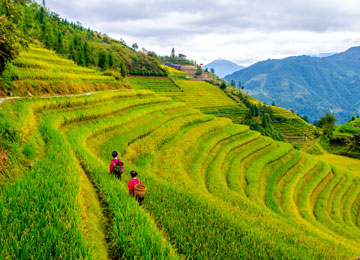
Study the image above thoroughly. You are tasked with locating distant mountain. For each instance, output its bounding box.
[310,53,336,58]
[204,59,244,78]
[224,47,360,124]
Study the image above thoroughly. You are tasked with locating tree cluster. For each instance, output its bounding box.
[0,0,26,73]
[236,91,283,141]
[317,112,337,138]
[0,0,166,77]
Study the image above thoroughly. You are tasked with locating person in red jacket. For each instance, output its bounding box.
[109,151,122,174]
[128,170,144,205]
[128,170,141,195]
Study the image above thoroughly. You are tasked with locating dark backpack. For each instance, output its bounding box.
[113,160,124,179]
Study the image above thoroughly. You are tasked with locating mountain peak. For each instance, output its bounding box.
[204,59,244,78]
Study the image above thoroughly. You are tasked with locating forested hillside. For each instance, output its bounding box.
[318,117,360,159]
[0,0,166,95]
[224,47,360,124]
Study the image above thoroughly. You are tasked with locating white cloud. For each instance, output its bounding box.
[43,0,360,66]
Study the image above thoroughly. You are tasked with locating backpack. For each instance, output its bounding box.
[113,160,124,179]
[131,179,146,199]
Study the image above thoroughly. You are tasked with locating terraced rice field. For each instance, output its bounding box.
[161,65,191,80]
[305,139,360,176]
[272,120,316,148]
[9,46,125,96]
[245,98,316,147]
[1,90,360,259]
[126,76,182,92]
[267,106,316,148]
[168,80,240,113]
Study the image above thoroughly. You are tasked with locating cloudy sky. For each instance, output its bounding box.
[43,0,360,66]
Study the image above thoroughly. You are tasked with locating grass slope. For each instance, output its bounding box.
[126,72,318,148]
[1,90,360,259]
[125,76,182,92]
[1,46,127,96]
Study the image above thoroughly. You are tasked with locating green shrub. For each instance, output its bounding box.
[1,63,19,91]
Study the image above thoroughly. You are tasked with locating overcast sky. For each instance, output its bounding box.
[43,0,360,66]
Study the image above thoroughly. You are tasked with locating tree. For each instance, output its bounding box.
[132,43,138,51]
[262,113,272,130]
[97,49,108,70]
[254,105,260,117]
[75,50,85,66]
[171,48,175,58]
[118,58,127,77]
[318,112,337,137]
[195,67,202,76]
[230,80,235,87]
[82,41,92,66]
[220,81,226,90]
[55,30,64,54]
[43,23,54,49]
[302,115,309,123]
[210,67,215,74]
[271,101,275,106]
[0,1,22,74]
[108,50,114,68]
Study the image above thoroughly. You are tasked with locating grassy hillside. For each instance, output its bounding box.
[270,105,317,148]
[224,47,360,124]
[1,89,360,259]
[224,87,317,146]
[305,139,360,175]
[125,76,182,92]
[167,79,239,112]
[2,2,359,258]
[1,46,128,96]
[0,0,167,93]
[126,69,317,147]
[313,118,360,159]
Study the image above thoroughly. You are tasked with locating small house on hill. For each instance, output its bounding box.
[179,53,187,58]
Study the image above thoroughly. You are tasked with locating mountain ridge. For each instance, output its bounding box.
[224,46,360,124]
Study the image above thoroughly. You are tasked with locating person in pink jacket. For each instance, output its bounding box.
[128,170,141,195]
[109,151,122,174]
[128,170,144,205]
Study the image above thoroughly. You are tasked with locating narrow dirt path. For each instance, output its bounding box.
[0,96,22,104]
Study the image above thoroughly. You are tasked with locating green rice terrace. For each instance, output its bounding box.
[1,46,127,97]
[125,76,182,92]
[0,45,359,259]
[165,80,240,113]
[1,85,360,259]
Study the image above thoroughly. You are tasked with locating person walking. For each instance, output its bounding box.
[128,170,144,205]
[109,151,124,179]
